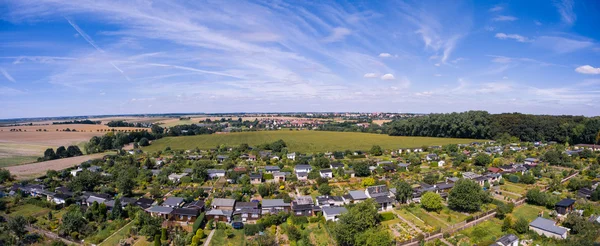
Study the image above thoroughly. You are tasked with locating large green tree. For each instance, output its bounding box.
[332,199,380,246]
[448,179,489,212]
[421,192,443,212]
[394,181,413,204]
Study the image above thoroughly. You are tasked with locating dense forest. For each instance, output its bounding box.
[387,111,600,144]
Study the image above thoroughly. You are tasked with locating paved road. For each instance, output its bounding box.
[203,229,215,246]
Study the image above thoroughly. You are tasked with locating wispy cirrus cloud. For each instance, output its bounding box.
[492,15,518,21]
[0,68,16,82]
[554,0,576,25]
[495,33,531,43]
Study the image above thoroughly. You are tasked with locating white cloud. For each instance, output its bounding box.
[575,65,600,75]
[495,33,531,43]
[492,15,518,21]
[0,68,16,82]
[554,0,576,25]
[381,73,395,80]
[534,20,542,26]
[378,53,392,58]
[489,5,503,12]
[363,73,378,78]
[322,27,351,43]
[433,74,442,77]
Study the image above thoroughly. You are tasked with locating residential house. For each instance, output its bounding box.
[346,190,368,204]
[261,199,291,214]
[377,161,393,166]
[319,169,333,179]
[490,234,519,246]
[524,158,539,165]
[294,165,312,173]
[426,154,439,161]
[315,195,345,207]
[264,165,280,173]
[207,169,226,179]
[206,209,233,222]
[292,196,314,216]
[273,171,286,182]
[249,174,263,184]
[555,199,576,215]
[146,206,174,219]
[322,206,348,221]
[135,198,155,209]
[287,152,296,160]
[168,173,189,183]
[86,193,111,206]
[437,160,446,167]
[171,208,200,223]
[488,167,502,173]
[185,200,205,211]
[212,198,236,211]
[50,193,71,205]
[578,188,593,199]
[330,162,344,169]
[234,202,261,222]
[216,155,228,163]
[462,172,481,180]
[163,197,185,208]
[296,172,308,181]
[529,217,568,239]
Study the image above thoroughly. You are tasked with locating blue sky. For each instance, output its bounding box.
[1,0,599,119]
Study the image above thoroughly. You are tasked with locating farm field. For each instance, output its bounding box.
[6,152,113,179]
[0,124,145,167]
[156,116,329,127]
[142,130,481,153]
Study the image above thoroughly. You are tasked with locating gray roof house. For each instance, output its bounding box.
[211,198,236,209]
[322,206,348,221]
[348,190,368,201]
[262,199,290,214]
[490,234,519,246]
[529,217,568,239]
[163,197,185,208]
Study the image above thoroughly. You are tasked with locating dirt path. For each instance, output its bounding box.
[203,230,215,246]
[98,220,133,246]
[6,153,110,179]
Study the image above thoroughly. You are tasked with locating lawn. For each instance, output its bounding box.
[143,130,481,153]
[500,183,529,195]
[404,206,449,229]
[8,204,51,218]
[210,229,246,246]
[458,218,504,245]
[511,204,550,222]
[98,220,134,246]
[307,223,334,246]
[380,212,396,221]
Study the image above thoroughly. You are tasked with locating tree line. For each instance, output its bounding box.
[106,120,150,128]
[388,111,600,144]
[40,145,83,161]
[52,119,100,125]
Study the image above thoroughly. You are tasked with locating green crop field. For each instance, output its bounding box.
[142,130,482,153]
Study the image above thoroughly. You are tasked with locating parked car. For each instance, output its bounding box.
[232,221,244,229]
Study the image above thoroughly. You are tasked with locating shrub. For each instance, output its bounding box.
[192,213,206,233]
[244,223,264,236]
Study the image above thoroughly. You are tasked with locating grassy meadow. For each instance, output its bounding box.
[142,130,482,153]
